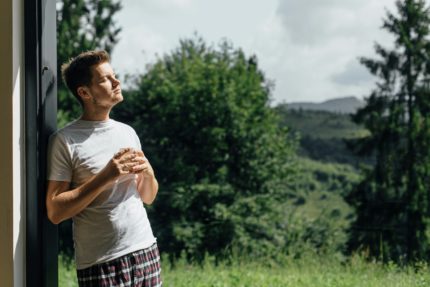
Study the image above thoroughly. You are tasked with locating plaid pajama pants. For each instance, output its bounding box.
[77,243,162,287]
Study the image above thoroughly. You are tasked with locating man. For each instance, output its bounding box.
[46,50,162,286]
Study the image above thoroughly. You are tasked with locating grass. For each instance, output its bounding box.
[58,254,78,287]
[59,253,430,287]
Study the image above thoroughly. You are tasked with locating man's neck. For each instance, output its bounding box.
[80,108,111,121]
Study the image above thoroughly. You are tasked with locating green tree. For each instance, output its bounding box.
[113,37,297,260]
[57,0,122,126]
[347,0,430,261]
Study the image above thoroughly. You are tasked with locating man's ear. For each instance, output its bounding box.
[77,86,91,101]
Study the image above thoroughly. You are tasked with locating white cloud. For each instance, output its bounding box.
[332,59,375,86]
[112,25,168,77]
[164,0,194,8]
[112,0,403,103]
[277,0,363,45]
[266,0,397,103]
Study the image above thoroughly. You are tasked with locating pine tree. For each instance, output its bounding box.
[348,0,430,262]
[57,0,122,126]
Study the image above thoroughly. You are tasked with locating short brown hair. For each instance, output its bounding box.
[61,50,110,105]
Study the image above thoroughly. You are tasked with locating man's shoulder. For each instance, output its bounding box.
[57,118,80,131]
[50,119,90,147]
[53,119,137,140]
[111,119,136,132]
[52,120,79,137]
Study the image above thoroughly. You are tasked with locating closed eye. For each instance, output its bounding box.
[98,76,108,83]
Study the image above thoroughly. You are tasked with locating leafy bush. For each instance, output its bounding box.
[113,36,296,261]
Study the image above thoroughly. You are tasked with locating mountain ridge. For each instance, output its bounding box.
[285,96,364,114]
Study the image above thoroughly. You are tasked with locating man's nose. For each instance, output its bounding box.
[112,78,120,87]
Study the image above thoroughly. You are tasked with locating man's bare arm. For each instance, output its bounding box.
[136,173,159,205]
[46,148,137,224]
[130,150,159,205]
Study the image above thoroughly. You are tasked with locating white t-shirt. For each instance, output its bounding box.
[47,118,156,270]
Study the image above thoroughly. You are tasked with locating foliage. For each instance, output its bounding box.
[347,0,430,261]
[284,157,358,258]
[59,252,430,287]
[113,36,297,260]
[58,254,77,287]
[300,136,369,165]
[274,108,371,165]
[56,0,122,127]
[275,108,368,140]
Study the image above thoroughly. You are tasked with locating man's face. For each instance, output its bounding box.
[84,62,123,108]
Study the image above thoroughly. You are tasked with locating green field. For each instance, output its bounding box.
[59,254,430,287]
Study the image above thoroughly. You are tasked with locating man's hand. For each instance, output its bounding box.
[127,149,155,179]
[102,147,141,179]
[121,149,159,204]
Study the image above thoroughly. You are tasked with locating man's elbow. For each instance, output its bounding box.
[142,197,155,205]
[46,206,62,225]
[142,190,158,205]
[47,214,61,225]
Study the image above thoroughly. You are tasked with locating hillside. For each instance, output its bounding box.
[273,100,373,256]
[285,96,365,114]
[274,106,371,165]
[276,108,368,140]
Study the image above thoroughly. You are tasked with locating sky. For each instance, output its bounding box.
[111,0,398,104]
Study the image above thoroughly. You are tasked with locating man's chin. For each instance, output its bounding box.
[114,93,124,103]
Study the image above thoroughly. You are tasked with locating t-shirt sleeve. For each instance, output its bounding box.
[47,132,73,182]
[132,128,142,150]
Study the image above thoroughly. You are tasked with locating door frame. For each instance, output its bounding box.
[25,0,58,286]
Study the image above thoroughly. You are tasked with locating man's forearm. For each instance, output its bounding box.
[47,148,139,224]
[137,174,159,205]
[47,169,115,224]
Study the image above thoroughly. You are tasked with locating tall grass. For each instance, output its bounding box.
[58,254,78,287]
[59,252,430,287]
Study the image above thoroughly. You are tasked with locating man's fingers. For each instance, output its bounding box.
[125,149,146,161]
[132,156,146,163]
[131,163,148,173]
[120,156,146,164]
[119,153,138,163]
[114,147,133,159]
[120,162,140,172]
[123,162,140,168]
[113,149,150,175]
[133,150,145,157]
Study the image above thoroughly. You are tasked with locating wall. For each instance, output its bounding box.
[0,0,25,285]
[13,0,25,284]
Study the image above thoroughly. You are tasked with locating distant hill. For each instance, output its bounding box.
[275,108,368,140]
[274,106,372,165]
[286,96,365,114]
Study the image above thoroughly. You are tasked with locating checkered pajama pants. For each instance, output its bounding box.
[77,243,162,287]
